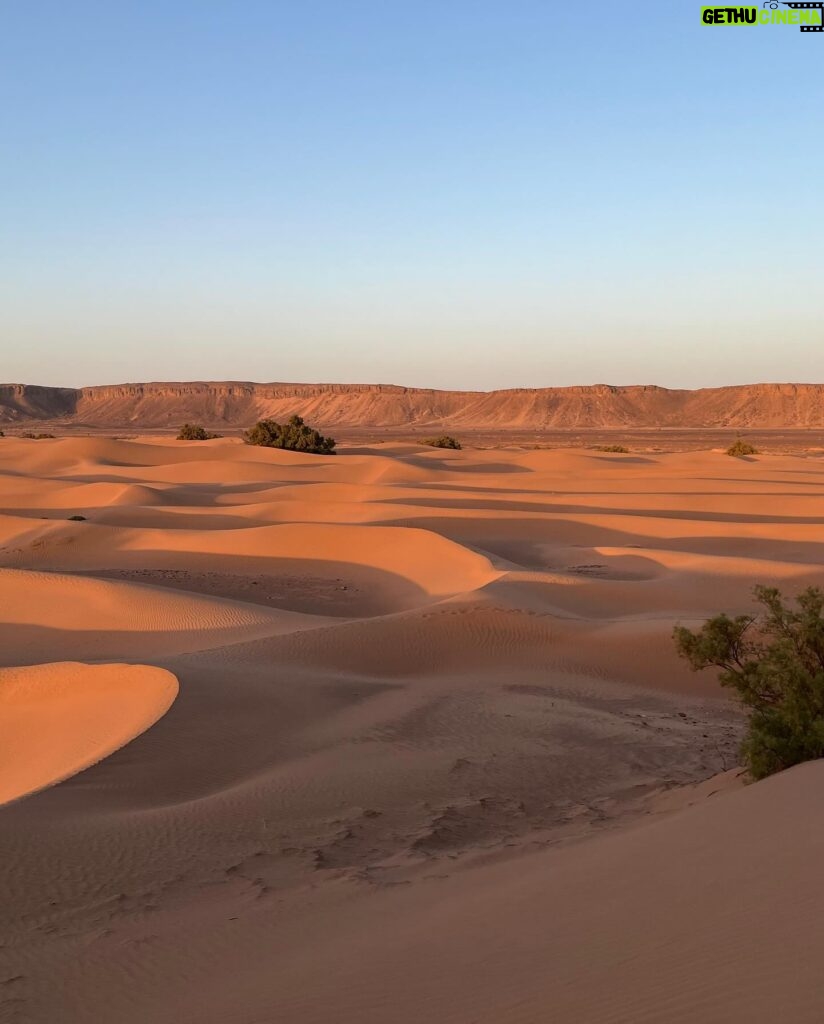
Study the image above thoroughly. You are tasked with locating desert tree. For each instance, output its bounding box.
[244,415,335,454]
[674,586,824,779]
[177,423,220,441]
[726,438,758,457]
[421,435,462,450]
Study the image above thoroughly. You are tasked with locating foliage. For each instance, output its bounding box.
[177,423,220,441]
[20,432,55,439]
[67,515,87,521]
[421,435,462,450]
[595,444,629,453]
[243,415,335,454]
[674,586,824,779]
[726,438,758,457]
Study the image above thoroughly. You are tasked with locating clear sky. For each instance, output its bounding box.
[2,0,822,390]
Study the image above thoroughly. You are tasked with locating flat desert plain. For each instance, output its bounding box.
[2,435,824,1023]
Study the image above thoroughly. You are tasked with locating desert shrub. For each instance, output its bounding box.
[595,444,629,454]
[177,423,220,441]
[20,432,54,439]
[421,435,462,450]
[67,514,87,521]
[0,430,4,437]
[244,415,335,454]
[726,438,758,457]
[674,586,824,779]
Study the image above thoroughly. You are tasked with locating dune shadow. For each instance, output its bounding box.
[65,556,430,617]
[376,514,824,569]
[376,496,824,525]
[396,455,530,474]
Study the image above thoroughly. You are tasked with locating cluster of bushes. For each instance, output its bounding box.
[421,435,462,450]
[176,416,335,453]
[595,444,629,454]
[726,438,758,457]
[675,586,824,779]
[177,423,221,441]
[244,415,335,454]
[20,432,55,439]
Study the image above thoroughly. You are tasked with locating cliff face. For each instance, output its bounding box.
[0,384,78,421]
[1,381,824,429]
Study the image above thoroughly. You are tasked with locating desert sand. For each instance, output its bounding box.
[0,662,178,806]
[1,434,823,1022]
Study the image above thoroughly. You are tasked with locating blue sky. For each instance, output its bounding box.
[2,1,822,389]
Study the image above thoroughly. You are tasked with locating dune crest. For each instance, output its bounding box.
[0,662,178,805]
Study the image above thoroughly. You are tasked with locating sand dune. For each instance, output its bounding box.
[0,568,325,665]
[0,662,177,805]
[210,761,824,1024]
[1,436,823,1022]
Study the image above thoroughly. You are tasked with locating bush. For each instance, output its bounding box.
[726,439,758,457]
[674,586,824,779]
[20,432,54,439]
[67,515,87,521]
[177,423,220,441]
[244,415,335,454]
[421,435,462,450]
[595,444,629,454]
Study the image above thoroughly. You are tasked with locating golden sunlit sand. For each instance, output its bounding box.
[1,434,823,1022]
[0,662,178,806]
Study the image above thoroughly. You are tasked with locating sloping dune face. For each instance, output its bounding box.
[0,662,178,805]
[2,435,824,1022]
[0,568,329,666]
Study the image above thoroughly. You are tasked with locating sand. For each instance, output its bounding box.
[1,435,823,1022]
[0,662,178,806]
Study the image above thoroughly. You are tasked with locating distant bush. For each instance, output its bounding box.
[595,444,629,454]
[0,430,4,437]
[67,515,87,521]
[421,435,462,450]
[244,415,335,454]
[675,586,824,779]
[177,423,220,441]
[727,439,758,457]
[20,432,54,439]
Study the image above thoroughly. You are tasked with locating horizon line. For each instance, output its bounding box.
[4,379,824,394]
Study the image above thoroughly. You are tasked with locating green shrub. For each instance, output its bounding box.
[244,415,335,454]
[177,423,220,441]
[595,444,629,454]
[421,435,462,450]
[674,586,824,779]
[726,439,758,457]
